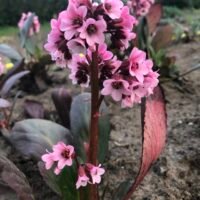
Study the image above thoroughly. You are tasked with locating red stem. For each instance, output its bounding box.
[88,47,99,200]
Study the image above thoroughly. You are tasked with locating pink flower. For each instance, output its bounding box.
[102,0,123,19]
[60,4,87,40]
[129,47,149,82]
[53,142,75,169]
[101,76,130,101]
[0,58,5,75]
[121,29,136,49]
[67,38,86,54]
[119,6,138,30]
[41,152,55,170]
[68,54,89,87]
[86,164,105,184]
[54,167,62,175]
[76,166,90,189]
[70,0,91,7]
[18,12,40,36]
[88,43,113,63]
[44,18,72,67]
[79,18,107,46]
[144,71,159,95]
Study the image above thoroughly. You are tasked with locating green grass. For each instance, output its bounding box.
[0,26,18,37]
[0,22,50,38]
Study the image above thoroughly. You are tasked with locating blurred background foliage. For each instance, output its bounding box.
[0,0,66,26]
[0,0,200,26]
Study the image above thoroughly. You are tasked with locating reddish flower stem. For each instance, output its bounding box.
[88,47,99,200]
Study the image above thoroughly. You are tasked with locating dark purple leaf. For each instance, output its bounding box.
[3,119,72,160]
[24,99,44,118]
[51,88,72,129]
[1,71,30,97]
[0,154,34,200]
[0,59,25,89]
[123,86,167,200]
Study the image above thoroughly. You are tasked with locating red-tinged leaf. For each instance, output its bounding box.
[51,88,72,129]
[152,25,173,51]
[146,4,163,35]
[123,86,167,200]
[24,99,44,118]
[0,154,34,200]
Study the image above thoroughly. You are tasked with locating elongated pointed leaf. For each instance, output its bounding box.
[152,25,173,51]
[3,119,73,160]
[1,70,30,97]
[123,86,167,200]
[51,88,72,129]
[0,59,25,89]
[70,93,110,163]
[20,14,35,47]
[0,44,22,62]
[146,4,163,35]
[0,154,34,200]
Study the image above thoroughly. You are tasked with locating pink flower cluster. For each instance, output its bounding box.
[128,0,154,16]
[45,0,159,107]
[42,142,105,189]
[44,0,137,67]
[18,12,40,36]
[76,163,105,189]
[0,57,5,76]
[101,47,159,107]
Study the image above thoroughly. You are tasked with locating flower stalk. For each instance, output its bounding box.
[88,47,100,200]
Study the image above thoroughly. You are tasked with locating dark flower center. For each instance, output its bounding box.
[131,63,139,71]
[112,81,123,89]
[105,3,112,11]
[132,85,139,90]
[56,34,72,60]
[61,149,70,159]
[73,18,83,27]
[87,24,97,35]
[75,62,89,85]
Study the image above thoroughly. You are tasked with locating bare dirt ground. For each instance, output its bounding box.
[0,41,200,200]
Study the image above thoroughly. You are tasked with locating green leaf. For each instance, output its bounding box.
[24,38,36,56]
[38,161,79,200]
[70,93,110,163]
[20,14,35,47]
[3,119,73,160]
[113,181,132,200]
[0,44,22,62]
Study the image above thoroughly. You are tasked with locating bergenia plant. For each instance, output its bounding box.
[1,0,167,199]
[18,12,40,36]
[128,0,155,17]
[0,12,54,93]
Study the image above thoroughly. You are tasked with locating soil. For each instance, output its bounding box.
[0,41,200,200]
